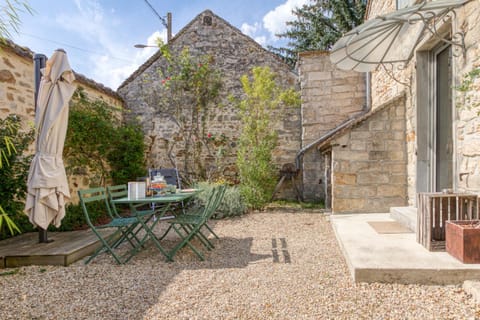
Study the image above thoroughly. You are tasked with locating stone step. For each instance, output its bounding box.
[390,206,416,232]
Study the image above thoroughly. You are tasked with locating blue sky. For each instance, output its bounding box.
[11,0,309,89]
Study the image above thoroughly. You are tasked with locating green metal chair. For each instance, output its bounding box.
[106,184,173,259]
[107,184,158,219]
[165,185,226,261]
[78,187,143,264]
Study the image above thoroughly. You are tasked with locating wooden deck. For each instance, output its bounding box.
[0,229,113,268]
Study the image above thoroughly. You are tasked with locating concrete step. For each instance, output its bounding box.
[390,206,416,232]
[330,213,480,284]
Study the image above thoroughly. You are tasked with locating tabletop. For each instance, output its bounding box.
[111,190,198,204]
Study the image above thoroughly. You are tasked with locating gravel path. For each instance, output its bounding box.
[1,212,479,319]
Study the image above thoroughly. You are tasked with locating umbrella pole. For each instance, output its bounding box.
[34,53,52,244]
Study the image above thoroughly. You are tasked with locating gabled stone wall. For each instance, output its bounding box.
[118,10,300,195]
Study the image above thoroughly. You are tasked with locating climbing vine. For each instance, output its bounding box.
[145,40,223,183]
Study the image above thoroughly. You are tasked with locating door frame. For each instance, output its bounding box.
[416,42,456,195]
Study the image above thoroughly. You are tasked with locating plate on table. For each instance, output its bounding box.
[180,188,198,193]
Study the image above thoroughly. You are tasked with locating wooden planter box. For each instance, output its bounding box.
[417,193,479,251]
[446,220,480,264]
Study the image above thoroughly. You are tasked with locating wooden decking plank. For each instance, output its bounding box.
[0,229,115,268]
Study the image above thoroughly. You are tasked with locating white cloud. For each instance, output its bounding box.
[94,30,166,89]
[254,36,267,46]
[263,0,311,36]
[240,0,311,47]
[54,1,168,89]
[241,22,260,37]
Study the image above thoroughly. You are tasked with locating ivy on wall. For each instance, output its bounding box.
[144,41,223,184]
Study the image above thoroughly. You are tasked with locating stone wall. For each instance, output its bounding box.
[0,41,124,203]
[297,51,366,201]
[329,95,408,213]
[367,1,480,204]
[118,10,300,196]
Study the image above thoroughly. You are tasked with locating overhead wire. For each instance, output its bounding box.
[143,0,168,27]
[18,32,136,63]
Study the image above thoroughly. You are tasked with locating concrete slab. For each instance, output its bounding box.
[330,213,480,285]
[390,206,416,231]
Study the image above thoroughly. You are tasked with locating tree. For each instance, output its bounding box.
[270,0,366,66]
[0,0,32,42]
[236,66,300,209]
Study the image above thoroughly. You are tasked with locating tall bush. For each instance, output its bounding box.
[236,66,300,209]
[64,88,146,186]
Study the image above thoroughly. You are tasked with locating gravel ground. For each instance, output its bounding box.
[1,212,479,319]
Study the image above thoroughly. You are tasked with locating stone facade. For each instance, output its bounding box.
[297,51,366,202]
[118,10,300,195]
[366,0,480,205]
[0,41,124,203]
[327,95,407,213]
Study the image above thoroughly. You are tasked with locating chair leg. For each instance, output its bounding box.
[204,224,219,239]
[86,228,138,265]
[167,224,205,261]
[182,224,213,250]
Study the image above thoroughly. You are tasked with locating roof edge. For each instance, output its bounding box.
[316,93,406,151]
[1,39,122,100]
[117,9,295,90]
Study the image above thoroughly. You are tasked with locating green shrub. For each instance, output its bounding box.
[64,88,146,186]
[51,201,108,232]
[195,182,247,219]
[0,115,35,239]
[236,66,300,210]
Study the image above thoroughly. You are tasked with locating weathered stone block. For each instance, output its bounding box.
[333,198,366,213]
[333,149,369,161]
[334,172,357,185]
[308,71,332,81]
[350,140,367,151]
[357,172,389,184]
[376,184,406,197]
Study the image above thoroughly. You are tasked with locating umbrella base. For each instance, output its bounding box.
[39,229,54,243]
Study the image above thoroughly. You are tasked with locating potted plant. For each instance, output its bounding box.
[445,220,480,264]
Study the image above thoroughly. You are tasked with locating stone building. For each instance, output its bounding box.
[118,10,300,194]
[0,40,124,202]
[363,0,480,205]
[310,0,480,213]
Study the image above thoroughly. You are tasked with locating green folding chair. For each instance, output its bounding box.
[107,184,159,219]
[78,187,143,264]
[165,185,226,261]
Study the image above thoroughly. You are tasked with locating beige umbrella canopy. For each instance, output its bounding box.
[25,49,76,231]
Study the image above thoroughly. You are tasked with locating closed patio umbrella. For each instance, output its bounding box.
[25,49,76,235]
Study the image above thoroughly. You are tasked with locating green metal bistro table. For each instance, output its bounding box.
[111,191,198,260]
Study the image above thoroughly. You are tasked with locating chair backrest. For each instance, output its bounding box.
[201,185,227,220]
[78,187,115,227]
[149,168,181,188]
[106,185,128,217]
